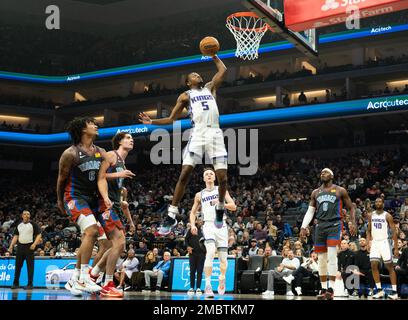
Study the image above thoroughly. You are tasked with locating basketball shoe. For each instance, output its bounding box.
[100,281,124,298]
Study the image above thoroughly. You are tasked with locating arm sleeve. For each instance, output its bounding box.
[301,206,316,229]
[13,225,19,236]
[32,222,41,237]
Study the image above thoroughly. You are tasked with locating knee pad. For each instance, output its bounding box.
[318,252,328,277]
[204,241,216,268]
[327,247,338,277]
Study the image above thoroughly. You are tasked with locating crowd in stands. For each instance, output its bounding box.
[0,121,42,133]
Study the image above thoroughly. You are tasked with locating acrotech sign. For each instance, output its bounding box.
[284,0,408,31]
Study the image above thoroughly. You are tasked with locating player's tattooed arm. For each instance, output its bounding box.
[206,55,227,94]
[224,190,237,211]
[139,93,188,125]
[190,192,201,235]
[340,187,357,236]
[366,213,372,243]
[56,147,76,214]
[386,213,399,257]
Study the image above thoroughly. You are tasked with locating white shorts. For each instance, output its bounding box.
[77,214,98,234]
[370,239,392,263]
[203,221,228,249]
[182,127,227,170]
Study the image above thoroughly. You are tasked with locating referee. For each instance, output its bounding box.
[8,211,42,289]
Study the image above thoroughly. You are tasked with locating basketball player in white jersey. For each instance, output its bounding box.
[367,197,399,300]
[190,167,236,298]
[139,55,228,236]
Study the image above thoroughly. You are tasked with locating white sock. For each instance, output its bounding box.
[91,265,100,277]
[104,275,113,286]
[329,280,335,289]
[376,283,382,290]
[392,285,397,292]
[71,268,80,281]
[219,275,225,281]
[205,277,211,287]
[168,205,178,219]
[217,202,225,210]
[321,281,327,289]
[80,264,89,282]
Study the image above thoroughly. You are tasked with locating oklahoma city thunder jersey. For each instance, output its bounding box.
[106,151,126,204]
[315,186,342,222]
[371,211,389,241]
[200,186,222,222]
[187,87,219,128]
[65,145,102,199]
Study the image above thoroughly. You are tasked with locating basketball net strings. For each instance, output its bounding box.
[226,15,268,60]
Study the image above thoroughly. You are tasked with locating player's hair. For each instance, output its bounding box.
[203,167,215,174]
[112,132,128,150]
[66,117,96,145]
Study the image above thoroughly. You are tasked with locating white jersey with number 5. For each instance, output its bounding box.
[187,86,219,128]
[371,211,389,241]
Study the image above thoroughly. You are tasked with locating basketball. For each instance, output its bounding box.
[200,36,220,56]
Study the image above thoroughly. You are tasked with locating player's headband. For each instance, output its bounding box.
[321,168,334,176]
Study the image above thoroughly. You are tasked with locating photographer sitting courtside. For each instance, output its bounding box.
[8,211,42,289]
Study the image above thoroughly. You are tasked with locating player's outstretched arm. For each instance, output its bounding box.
[206,55,227,94]
[97,151,116,209]
[224,190,237,212]
[56,147,75,214]
[386,213,400,257]
[139,92,189,125]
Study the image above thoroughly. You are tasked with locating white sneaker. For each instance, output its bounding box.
[187,288,195,296]
[74,278,102,293]
[373,290,385,299]
[64,279,74,291]
[286,291,294,296]
[283,275,294,284]
[96,273,104,285]
[262,290,274,296]
[69,281,83,296]
[295,287,302,296]
[195,288,202,296]
[205,285,214,298]
[387,292,398,300]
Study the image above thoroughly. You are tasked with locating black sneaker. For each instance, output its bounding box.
[215,208,225,228]
[11,284,19,289]
[158,215,177,236]
[142,286,151,293]
[317,289,327,300]
[325,287,334,300]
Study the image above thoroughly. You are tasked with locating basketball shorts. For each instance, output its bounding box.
[203,221,228,249]
[64,194,99,231]
[370,239,392,264]
[182,127,228,170]
[314,220,342,253]
[97,221,108,241]
[97,201,124,235]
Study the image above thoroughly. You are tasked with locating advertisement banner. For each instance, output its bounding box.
[285,0,408,31]
[170,257,236,292]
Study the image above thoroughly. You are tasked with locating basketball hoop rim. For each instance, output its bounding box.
[226,12,271,33]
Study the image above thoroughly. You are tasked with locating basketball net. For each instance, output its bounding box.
[226,12,269,61]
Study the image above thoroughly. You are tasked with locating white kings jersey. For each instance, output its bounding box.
[371,211,389,241]
[187,86,219,128]
[200,186,225,223]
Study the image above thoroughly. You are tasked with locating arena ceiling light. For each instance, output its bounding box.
[301,61,317,75]
[74,92,87,102]
[253,95,276,103]
[291,89,327,97]
[0,115,30,123]
[387,79,408,87]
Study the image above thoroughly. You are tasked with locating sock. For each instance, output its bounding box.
[71,268,80,281]
[329,280,335,289]
[392,285,397,292]
[205,277,211,287]
[216,202,225,210]
[376,283,382,290]
[219,275,225,281]
[80,264,89,282]
[91,265,101,277]
[321,281,327,290]
[168,205,178,219]
[104,275,113,286]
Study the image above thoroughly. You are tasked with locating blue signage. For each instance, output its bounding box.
[170,257,236,292]
[1,95,407,145]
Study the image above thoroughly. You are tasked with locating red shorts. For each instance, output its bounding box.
[97,200,124,236]
[64,195,97,223]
